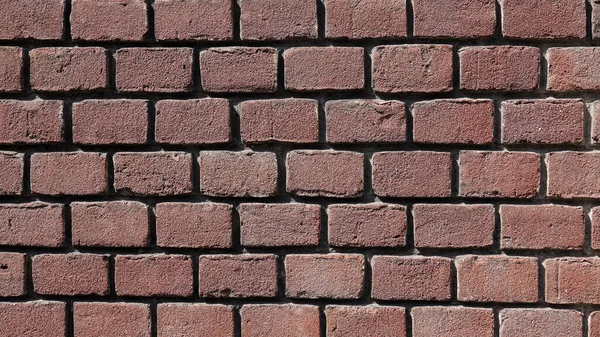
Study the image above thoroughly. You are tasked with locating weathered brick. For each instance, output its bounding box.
[456,255,538,303]
[242,304,320,337]
[548,48,600,92]
[0,253,25,297]
[547,152,600,199]
[157,303,234,337]
[592,101,600,143]
[0,301,65,337]
[589,311,600,337]
[326,306,406,337]
[32,253,109,296]
[71,0,147,41]
[154,0,232,41]
[592,207,600,249]
[0,100,63,144]
[499,309,582,337]
[240,0,316,40]
[0,203,63,247]
[412,306,494,337]
[0,0,64,40]
[324,0,407,39]
[544,257,600,304]
[73,302,150,337]
[413,0,495,38]
[0,47,23,92]
[0,152,23,195]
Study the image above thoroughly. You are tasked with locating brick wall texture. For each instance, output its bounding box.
[2,0,600,336]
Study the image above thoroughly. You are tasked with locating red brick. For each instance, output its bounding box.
[113,152,192,196]
[286,150,364,198]
[32,253,109,296]
[242,304,320,337]
[30,47,108,92]
[0,100,62,144]
[325,0,406,39]
[0,203,63,247]
[372,45,453,93]
[413,0,495,38]
[548,48,600,92]
[328,203,406,248]
[239,99,319,144]
[459,151,540,198]
[413,99,494,144]
[31,152,107,196]
[413,204,495,248]
[326,306,406,337]
[0,152,23,195]
[0,47,22,92]
[284,47,364,91]
[499,309,582,337]
[500,205,584,250]
[157,303,234,337]
[592,207,600,249]
[412,306,494,337]
[115,254,193,297]
[547,152,600,199]
[71,0,147,41]
[71,201,148,247]
[0,0,64,40]
[199,254,278,298]
[155,0,232,41]
[0,253,25,297]
[372,151,451,198]
[456,255,538,303]
[590,311,600,337]
[199,151,278,198]
[156,99,230,145]
[240,0,316,40]
[544,257,600,304]
[460,46,540,91]
[286,254,364,299]
[592,101,600,143]
[116,48,193,93]
[326,100,406,144]
[72,100,148,145]
[0,301,65,337]
[500,0,586,39]
[239,203,320,247]
[200,47,278,93]
[156,202,232,248]
[73,302,150,337]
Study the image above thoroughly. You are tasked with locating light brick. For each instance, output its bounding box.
[548,48,600,92]
[544,257,600,304]
[499,309,582,337]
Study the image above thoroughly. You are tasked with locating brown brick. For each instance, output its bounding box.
[591,207,600,249]
[32,253,109,296]
[413,0,495,38]
[73,302,150,337]
[548,48,600,92]
[456,255,538,303]
[0,152,23,195]
[325,0,407,39]
[501,205,584,250]
[239,203,320,247]
[0,253,25,297]
[156,202,232,248]
[0,203,63,247]
[326,306,406,337]
[71,0,147,41]
[240,0,317,40]
[71,201,148,247]
[372,44,453,93]
[156,99,230,145]
[0,47,23,92]
[545,257,600,304]
[157,303,234,337]
[154,0,232,41]
[412,306,494,337]
[547,152,600,199]
[286,254,364,299]
[0,0,64,40]
[589,311,600,337]
[328,203,406,248]
[287,150,364,198]
[592,101,600,143]
[0,100,63,144]
[200,47,278,93]
[199,151,278,198]
[199,254,278,298]
[242,304,320,337]
[413,204,495,248]
[115,254,193,297]
[499,309,582,337]
[0,301,65,337]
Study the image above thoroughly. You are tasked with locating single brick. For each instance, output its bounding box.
[199,151,278,198]
[590,311,600,337]
[372,45,453,93]
[0,0,64,40]
[72,99,148,145]
[0,203,63,247]
[499,309,582,337]
[500,0,586,39]
[239,203,320,247]
[30,47,108,92]
[459,151,540,198]
[413,0,495,38]
[242,304,320,337]
[240,0,316,40]
[31,152,107,196]
[325,0,407,39]
[239,99,319,144]
[0,301,65,337]
[0,253,25,297]
[116,48,193,92]
[286,150,364,198]
[200,47,278,93]
[71,0,147,41]
[71,201,148,247]
[156,99,230,145]
[592,101,600,143]
[326,306,406,337]
[0,47,23,92]
[113,152,192,196]
[115,255,193,297]
[285,254,364,299]
[284,47,364,91]
[0,152,23,195]
[73,302,150,337]
[544,257,600,304]
[547,152,600,198]
[199,255,278,298]
[32,254,109,296]
[372,151,451,198]
[412,306,494,337]
[157,303,234,337]
[413,204,495,248]
[548,48,600,92]
[154,0,232,41]
[326,100,406,144]
[456,255,538,303]
[460,46,540,91]
[500,205,584,250]
[328,203,406,248]
[592,207,600,249]
[156,202,232,248]
[0,100,62,144]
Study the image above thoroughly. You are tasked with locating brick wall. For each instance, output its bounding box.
[0,0,599,336]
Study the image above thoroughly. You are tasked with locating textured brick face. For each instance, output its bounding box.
[0,253,25,297]
[412,306,494,337]
[71,0,147,41]
[0,203,64,247]
[115,255,193,297]
[413,0,496,38]
[325,0,407,39]
[242,304,320,337]
[0,100,63,144]
[0,47,23,92]
[326,306,406,337]
[544,257,600,304]
[154,0,232,41]
[547,48,600,92]
[32,254,109,296]
[0,301,66,337]
[240,0,317,40]
[157,304,234,337]
[0,0,64,40]
[499,309,582,337]
[73,302,150,337]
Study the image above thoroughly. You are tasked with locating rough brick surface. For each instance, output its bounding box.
[499,309,582,337]
[412,306,494,337]
[242,304,320,337]
[324,0,407,39]
[240,0,316,40]
[73,302,150,337]
[154,0,232,41]
[0,253,25,297]
[592,101,600,143]
[71,0,147,41]
[157,303,234,337]
[0,0,64,40]
[0,203,64,247]
[0,152,23,195]
[0,47,23,92]
[547,152,600,198]
[592,207,600,249]
[413,0,496,38]
[325,306,406,337]
[544,257,600,304]
[589,311,600,337]
[32,254,109,296]
[0,301,66,337]
[547,47,600,92]
[0,100,63,144]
